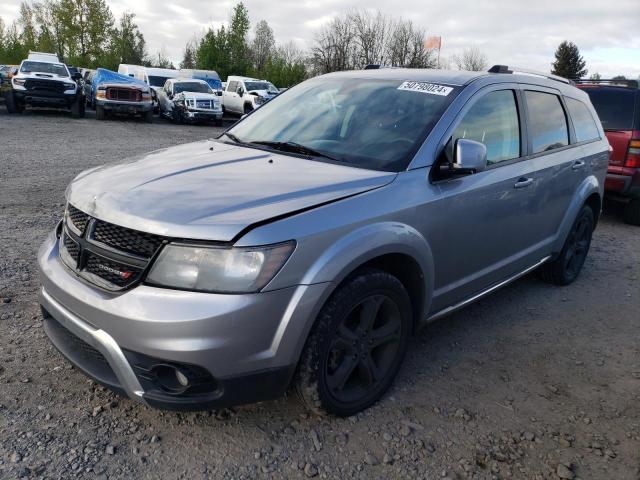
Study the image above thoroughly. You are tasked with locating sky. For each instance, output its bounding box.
[1,0,639,78]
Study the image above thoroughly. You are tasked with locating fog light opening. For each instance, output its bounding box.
[152,364,191,394]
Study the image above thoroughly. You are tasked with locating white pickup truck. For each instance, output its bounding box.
[222,76,279,115]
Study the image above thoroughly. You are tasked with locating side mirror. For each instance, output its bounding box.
[216,90,222,96]
[453,138,487,174]
[72,72,82,81]
[238,89,244,97]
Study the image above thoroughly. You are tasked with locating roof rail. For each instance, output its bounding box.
[574,78,639,89]
[487,64,571,85]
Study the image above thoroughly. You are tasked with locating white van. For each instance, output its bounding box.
[117,64,142,79]
[27,51,60,63]
[134,67,180,112]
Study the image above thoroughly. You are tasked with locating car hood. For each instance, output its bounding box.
[249,89,277,98]
[67,140,396,242]
[179,91,219,100]
[16,72,71,81]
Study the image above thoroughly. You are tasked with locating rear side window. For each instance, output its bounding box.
[565,97,600,142]
[580,88,636,131]
[449,90,520,165]
[227,80,238,92]
[525,91,569,154]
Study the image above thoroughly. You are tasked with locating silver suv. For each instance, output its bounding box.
[38,66,609,416]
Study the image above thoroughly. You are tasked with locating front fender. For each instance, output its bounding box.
[259,222,435,370]
[299,221,434,317]
[551,174,602,254]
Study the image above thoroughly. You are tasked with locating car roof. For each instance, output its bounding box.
[322,68,590,97]
[228,76,268,82]
[170,78,208,84]
[144,67,179,76]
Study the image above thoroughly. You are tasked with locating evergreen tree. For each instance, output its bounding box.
[551,41,587,80]
[227,2,251,76]
[251,20,274,76]
[180,41,197,69]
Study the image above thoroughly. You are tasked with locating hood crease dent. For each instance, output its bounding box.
[66,140,396,242]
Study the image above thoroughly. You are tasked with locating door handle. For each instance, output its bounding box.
[514,177,533,189]
[571,160,586,171]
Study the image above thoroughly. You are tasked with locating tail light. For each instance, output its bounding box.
[626,140,640,168]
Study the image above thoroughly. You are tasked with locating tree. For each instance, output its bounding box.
[110,12,146,66]
[386,18,434,68]
[145,48,174,69]
[452,46,488,71]
[612,75,627,81]
[551,41,587,80]
[589,72,601,80]
[196,25,230,78]
[251,19,275,76]
[351,10,389,66]
[180,40,197,69]
[263,41,307,87]
[227,2,251,76]
[310,10,435,74]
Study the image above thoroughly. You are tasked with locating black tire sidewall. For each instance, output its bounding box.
[558,206,594,284]
[308,270,412,416]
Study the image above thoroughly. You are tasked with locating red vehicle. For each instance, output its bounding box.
[576,79,640,225]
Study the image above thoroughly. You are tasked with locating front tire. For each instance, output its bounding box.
[143,109,153,123]
[623,199,640,226]
[70,98,82,118]
[95,105,106,120]
[539,205,594,285]
[294,269,412,416]
[5,92,20,114]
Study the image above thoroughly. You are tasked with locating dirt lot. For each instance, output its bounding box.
[0,107,639,480]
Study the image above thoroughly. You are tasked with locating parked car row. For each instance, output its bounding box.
[2,52,281,124]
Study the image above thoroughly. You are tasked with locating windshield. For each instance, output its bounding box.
[581,87,637,131]
[148,75,171,87]
[244,81,278,93]
[227,77,458,171]
[20,61,68,77]
[174,82,212,94]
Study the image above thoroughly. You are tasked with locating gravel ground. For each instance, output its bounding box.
[1,107,639,480]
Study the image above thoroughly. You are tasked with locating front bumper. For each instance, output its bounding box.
[38,229,327,410]
[13,89,77,107]
[184,108,223,122]
[97,99,152,114]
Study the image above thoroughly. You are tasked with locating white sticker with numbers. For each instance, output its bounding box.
[397,81,453,96]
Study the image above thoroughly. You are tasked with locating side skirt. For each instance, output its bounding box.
[424,256,551,324]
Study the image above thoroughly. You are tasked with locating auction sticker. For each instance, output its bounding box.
[397,81,453,96]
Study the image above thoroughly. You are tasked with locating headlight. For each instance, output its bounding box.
[13,78,25,86]
[255,96,266,104]
[64,82,76,89]
[146,242,295,293]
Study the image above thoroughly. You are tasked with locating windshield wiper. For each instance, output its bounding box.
[220,132,243,144]
[249,141,339,161]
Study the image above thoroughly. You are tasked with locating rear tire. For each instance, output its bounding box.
[623,199,640,226]
[95,105,106,121]
[294,269,412,416]
[539,205,594,285]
